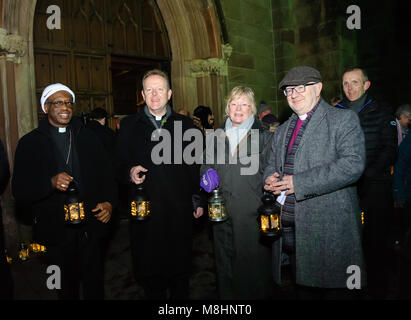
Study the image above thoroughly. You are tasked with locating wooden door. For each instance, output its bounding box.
[33,0,170,123]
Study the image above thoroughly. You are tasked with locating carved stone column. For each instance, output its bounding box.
[0,28,25,63]
[188,44,232,126]
[0,27,26,258]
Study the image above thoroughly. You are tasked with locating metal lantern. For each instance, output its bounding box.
[208,187,228,222]
[258,193,282,237]
[64,182,85,224]
[18,243,29,261]
[130,184,151,220]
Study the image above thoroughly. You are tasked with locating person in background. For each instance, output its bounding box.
[257,102,272,121]
[261,113,280,132]
[200,86,274,300]
[337,67,397,299]
[394,104,411,146]
[193,105,214,135]
[393,132,411,298]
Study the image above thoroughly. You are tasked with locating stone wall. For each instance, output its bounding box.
[218,0,359,122]
[219,0,278,117]
[271,0,356,121]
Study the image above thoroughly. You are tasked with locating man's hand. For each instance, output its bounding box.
[130,165,148,184]
[51,172,73,192]
[264,172,280,192]
[193,207,204,219]
[92,202,112,223]
[272,175,294,196]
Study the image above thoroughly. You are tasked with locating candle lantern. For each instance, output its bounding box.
[257,193,282,237]
[64,182,85,224]
[18,243,29,261]
[130,184,151,220]
[208,187,228,222]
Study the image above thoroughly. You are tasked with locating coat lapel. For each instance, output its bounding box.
[297,100,327,151]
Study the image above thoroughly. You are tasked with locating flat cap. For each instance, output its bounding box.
[278,66,322,90]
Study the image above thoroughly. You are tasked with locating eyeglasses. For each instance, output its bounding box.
[229,103,250,108]
[47,101,75,107]
[283,83,317,97]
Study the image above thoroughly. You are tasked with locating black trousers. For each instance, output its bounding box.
[45,226,104,300]
[360,182,393,299]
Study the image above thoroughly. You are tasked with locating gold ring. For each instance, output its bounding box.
[61,184,66,188]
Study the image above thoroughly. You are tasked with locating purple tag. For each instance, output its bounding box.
[200,168,220,193]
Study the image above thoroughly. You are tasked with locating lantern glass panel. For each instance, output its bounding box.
[64,201,85,223]
[131,200,151,220]
[208,188,228,222]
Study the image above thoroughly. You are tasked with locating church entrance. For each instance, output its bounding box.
[33,0,171,127]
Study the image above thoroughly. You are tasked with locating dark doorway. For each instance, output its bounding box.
[111,56,171,116]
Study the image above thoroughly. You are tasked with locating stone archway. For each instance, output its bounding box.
[2,0,229,140]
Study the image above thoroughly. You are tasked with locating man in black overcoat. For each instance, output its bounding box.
[12,83,117,299]
[116,69,203,299]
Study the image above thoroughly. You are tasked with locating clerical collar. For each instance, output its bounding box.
[144,104,172,129]
[58,127,67,133]
[299,114,307,121]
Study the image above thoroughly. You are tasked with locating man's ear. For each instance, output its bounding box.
[315,82,323,96]
[167,89,172,100]
[43,104,49,114]
[364,81,371,92]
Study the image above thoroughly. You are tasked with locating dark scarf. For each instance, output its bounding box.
[342,93,368,113]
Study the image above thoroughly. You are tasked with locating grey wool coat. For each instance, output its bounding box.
[263,98,366,288]
[201,118,274,299]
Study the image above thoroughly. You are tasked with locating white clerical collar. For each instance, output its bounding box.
[58,127,67,133]
[299,114,308,121]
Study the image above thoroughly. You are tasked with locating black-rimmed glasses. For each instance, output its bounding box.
[283,83,317,97]
[47,101,75,107]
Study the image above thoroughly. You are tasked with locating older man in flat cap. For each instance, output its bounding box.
[12,83,117,300]
[263,66,366,299]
